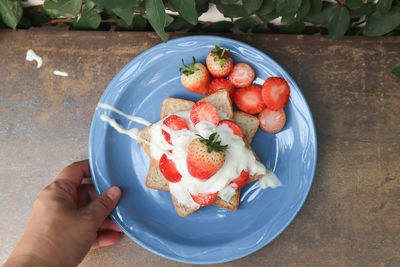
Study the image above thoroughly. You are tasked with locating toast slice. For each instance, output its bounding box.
[137,91,263,216]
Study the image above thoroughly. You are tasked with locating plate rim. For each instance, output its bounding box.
[88,35,318,264]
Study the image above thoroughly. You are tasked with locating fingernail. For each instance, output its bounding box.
[106,186,121,201]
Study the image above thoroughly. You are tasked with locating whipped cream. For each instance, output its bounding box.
[150,110,280,208]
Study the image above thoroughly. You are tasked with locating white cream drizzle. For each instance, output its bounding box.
[26,49,42,68]
[53,70,69,77]
[98,103,280,209]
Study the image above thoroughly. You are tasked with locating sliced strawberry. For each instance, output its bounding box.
[190,102,219,126]
[159,154,182,183]
[218,120,244,138]
[259,108,286,133]
[229,169,250,189]
[234,85,265,115]
[190,192,218,206]
[161,115,189,145]
[228,63,255,88]
[207,78,235,99]
[261,77,290,111]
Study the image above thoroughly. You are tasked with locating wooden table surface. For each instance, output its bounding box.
[1,29,399,266]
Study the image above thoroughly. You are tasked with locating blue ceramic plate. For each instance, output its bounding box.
[89,36,317,264]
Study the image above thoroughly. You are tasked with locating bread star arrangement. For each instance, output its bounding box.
[101,44,291,217]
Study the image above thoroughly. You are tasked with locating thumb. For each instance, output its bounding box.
[83,186,121,229]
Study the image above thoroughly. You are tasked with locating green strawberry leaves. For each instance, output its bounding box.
[211,44,233,68]
[179,57,199,76]
[198,132,228,153]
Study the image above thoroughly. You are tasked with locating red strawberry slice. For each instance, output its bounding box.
[218,120,244,138]
[190,192,218,206]
[190,102,219,126]
[207,78,235,99]
[229,169,250,189]
[261,77,290,111]
[162,115,189,145]
[228,63,255,88]
[234,85,265,115]
[159,154,182,183]
[259,108,286,133]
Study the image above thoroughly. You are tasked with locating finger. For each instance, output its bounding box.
[56,160,91,188]
[81,186,121,229]
[98,217,122,232]
[90,231,123,250]
[77,184,95,208]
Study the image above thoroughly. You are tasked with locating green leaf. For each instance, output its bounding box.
[215,2,248,17]
[221,0,240,4]
[0,0,22,30]
[146,0,168,42]
[166,15,191,31]
[346,0,363,10]
[43,0,82,17]
[349,3,376,17]
[243,0,263,14]
[234,17,258,31]
[261,11,279,21]
[132,14,147,30]
[304,3,335,25]
[276,0,302,16]
[280,21,305,33]
[27,7,51,26]
[203,21,233,32]
[168,0,198,25]
[364,9,400,36]
[84,0,96,10]
[327,5,350,40]
[112,8,134,25]
[196,0,209,15]
[392,62,400,78]
[73,8,101,29]
[377,0,392,14]
[256,0,275,15]
[252,24,271,33]
[297,0,311,20]
[92,0,139,9]
[309,0,322,14]
[165,14,174,27]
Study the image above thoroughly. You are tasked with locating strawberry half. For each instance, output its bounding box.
[207,78,235,100]
[162,115,189,145]
[259,108,286,133]
[159,154,182,183]
[206,44,234,78]
[218,120,244,138]
[190,192,218,206]
[234,85,265,115]
[229,169,250,189]
[180,57,210,94]
[261,77,290,111]
[186,132,227,180]
[228,63,255,88]
[190,101,219,126]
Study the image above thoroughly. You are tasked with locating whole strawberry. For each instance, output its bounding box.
[187,132,227,180]
[206,44,234,78]
[180,57,210,95]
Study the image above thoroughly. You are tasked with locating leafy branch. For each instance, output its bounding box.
[0,0,399,75]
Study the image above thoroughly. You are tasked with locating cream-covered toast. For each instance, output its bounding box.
[137,90,279,217]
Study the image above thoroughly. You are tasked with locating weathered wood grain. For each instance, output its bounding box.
[0,29,399,267]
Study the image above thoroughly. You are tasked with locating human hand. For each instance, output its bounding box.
[4,160,122,267]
